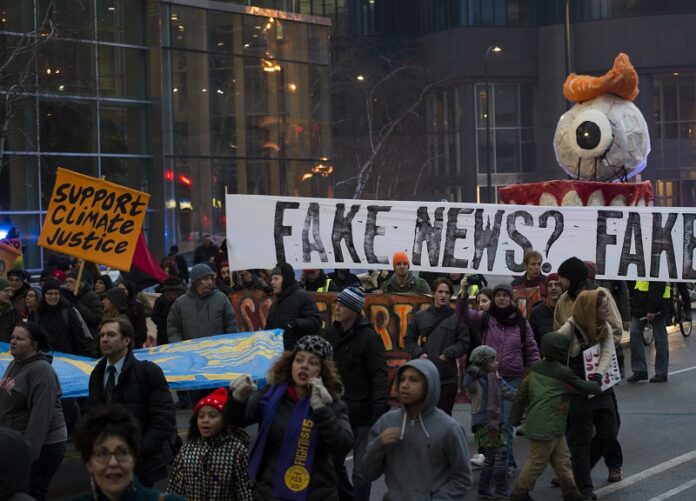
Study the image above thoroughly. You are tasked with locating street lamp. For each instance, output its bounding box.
[484,45,501,203]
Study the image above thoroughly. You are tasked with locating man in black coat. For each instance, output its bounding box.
[528,273,563,347]
[265,262,322,349]
[87,316,177,487]
[324,287,389,501]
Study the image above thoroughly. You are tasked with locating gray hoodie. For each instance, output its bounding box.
[0,352,67,461]
[363,359,473,500]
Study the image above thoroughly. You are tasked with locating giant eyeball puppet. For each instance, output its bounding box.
[554,53,650,181]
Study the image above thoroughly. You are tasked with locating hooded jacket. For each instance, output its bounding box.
[554,285,624,344]
[265,282,322,350]
[364,359,473,500]
[167,287,238,343]
[0,352,67,461]
[509,333,602,441]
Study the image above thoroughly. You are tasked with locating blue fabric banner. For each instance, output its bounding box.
[0,329,284,398]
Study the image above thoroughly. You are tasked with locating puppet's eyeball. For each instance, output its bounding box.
[569,109,613,158]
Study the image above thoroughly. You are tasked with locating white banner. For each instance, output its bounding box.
[225,194,696,281]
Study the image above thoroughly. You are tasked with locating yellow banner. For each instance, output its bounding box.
[38,168,150,271]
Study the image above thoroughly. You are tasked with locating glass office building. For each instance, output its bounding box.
[0,0,331,268]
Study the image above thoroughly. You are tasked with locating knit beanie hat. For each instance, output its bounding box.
[271,262,296,290]
[545,272,560,286]
[336,287,365,313]
[103,287,128,312]
[190,263,215,284]
[294,335,333,361]
[558,257,588,282]
[0,278,10,290]
[392,251,410,268]
[469,345,497,368]
[7,269,27,281]
[194,387,229,414]
[42,278,62,295]
[492,283,514,298]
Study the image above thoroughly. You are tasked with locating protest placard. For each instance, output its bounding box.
[38,168,150,271]
[583,343,621,391]
[226,194,696,281]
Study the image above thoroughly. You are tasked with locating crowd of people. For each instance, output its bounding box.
[0,232,690,500]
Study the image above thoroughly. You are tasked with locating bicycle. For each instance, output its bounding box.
[670,284,693,338]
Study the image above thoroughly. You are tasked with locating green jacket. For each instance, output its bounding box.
[383,272,431,294]
[510,332,602,441]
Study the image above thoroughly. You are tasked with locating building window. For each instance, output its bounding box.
[475,83,535,175]
[652,74,696,169]
[655,180,676,207]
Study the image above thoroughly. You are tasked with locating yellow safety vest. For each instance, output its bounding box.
[468,284,480,299]
[317,278,333,293]
[634,280,670,299]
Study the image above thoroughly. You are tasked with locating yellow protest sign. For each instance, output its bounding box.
[38,168,150,271]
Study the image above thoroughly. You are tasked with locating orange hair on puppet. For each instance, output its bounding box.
[563,53,639,103]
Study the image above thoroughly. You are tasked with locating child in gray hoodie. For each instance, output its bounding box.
[364,359,473,500]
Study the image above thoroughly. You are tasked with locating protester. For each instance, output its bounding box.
[102,287,128,321]
[327,269,362,291]
[163,245,190,284]
[73,405,184,501]
[463,273,488,299]
[193,233,218,265]
[628,280,671,383]
[215,261,235,294]
[265,262,322,350]
[0,322,67,501]
[237,269,270,292]
[364,359,473,499]
[167,263,237,343]
[301,269,338,292]
[0,278,19,342]
[64,270,103,338]
[511,250,547,297]
[555,289,618,499]
[94,274,115,297]
[381,251,431,294]
[0,427,34,501]
[87,317,178,487]
[462,346,517,499]
[8,269,31,318]
[528,273,563,346]
[24,286,41,322]
[151,277,186,345]
[168,388,253,500]
[405,277,470,415]
[324,287,389,501]
[457,283,540,476]
[509,332,602,501]
[225,335,353,501]
[116,279,148,348]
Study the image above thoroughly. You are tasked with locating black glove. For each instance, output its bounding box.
[589,373,603,385]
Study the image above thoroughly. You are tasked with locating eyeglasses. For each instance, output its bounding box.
[91,447,132,464]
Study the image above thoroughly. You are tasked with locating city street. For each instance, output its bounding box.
[50,326,696,500]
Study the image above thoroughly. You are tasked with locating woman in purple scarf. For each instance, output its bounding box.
[224,335,353,501]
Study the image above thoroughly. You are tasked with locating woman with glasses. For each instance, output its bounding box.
[73,405,184,501]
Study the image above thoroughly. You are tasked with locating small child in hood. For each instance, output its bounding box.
[462,345,517,499]
[167,388,252,501]
[509,332,603,501]
[364,359,473,500]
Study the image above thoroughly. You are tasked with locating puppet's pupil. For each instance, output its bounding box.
[576,121,601,150]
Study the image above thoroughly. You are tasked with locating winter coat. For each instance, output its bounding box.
[167,288,238,343]
[193,243,218,265]
[462,366,516,430]
[87,350,177,486]
[302,271,338,292]
[528,301,555,346]
[510,333,602,441]
[324,315,390,426]
[0,352,67,461]
[225,385,353,501]
[64,284,103,336]
[126,299,148,348]
[405,305,470,386]
[364,359,473,500]
[327,271,362,291]
[10,283,30,319]
[265,283,322,349]
[32,304,92,356]
[555,318,616,380]
[0,428,34,500]
[151,293,177,345]
[73,476,184,501]
[630,280,670,319]
[511,274,547,298]
[167,428,253,501]
[456,298,540,378]
[382,272,432,294]
[0,303,19,343]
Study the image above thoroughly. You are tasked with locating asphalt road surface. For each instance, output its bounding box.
[50,325,696,500]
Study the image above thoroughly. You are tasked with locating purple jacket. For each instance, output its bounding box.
[457,298,540,378]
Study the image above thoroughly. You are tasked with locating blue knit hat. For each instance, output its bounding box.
[336,287,365,313]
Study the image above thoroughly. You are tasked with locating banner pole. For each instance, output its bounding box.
[74,260,85,296]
